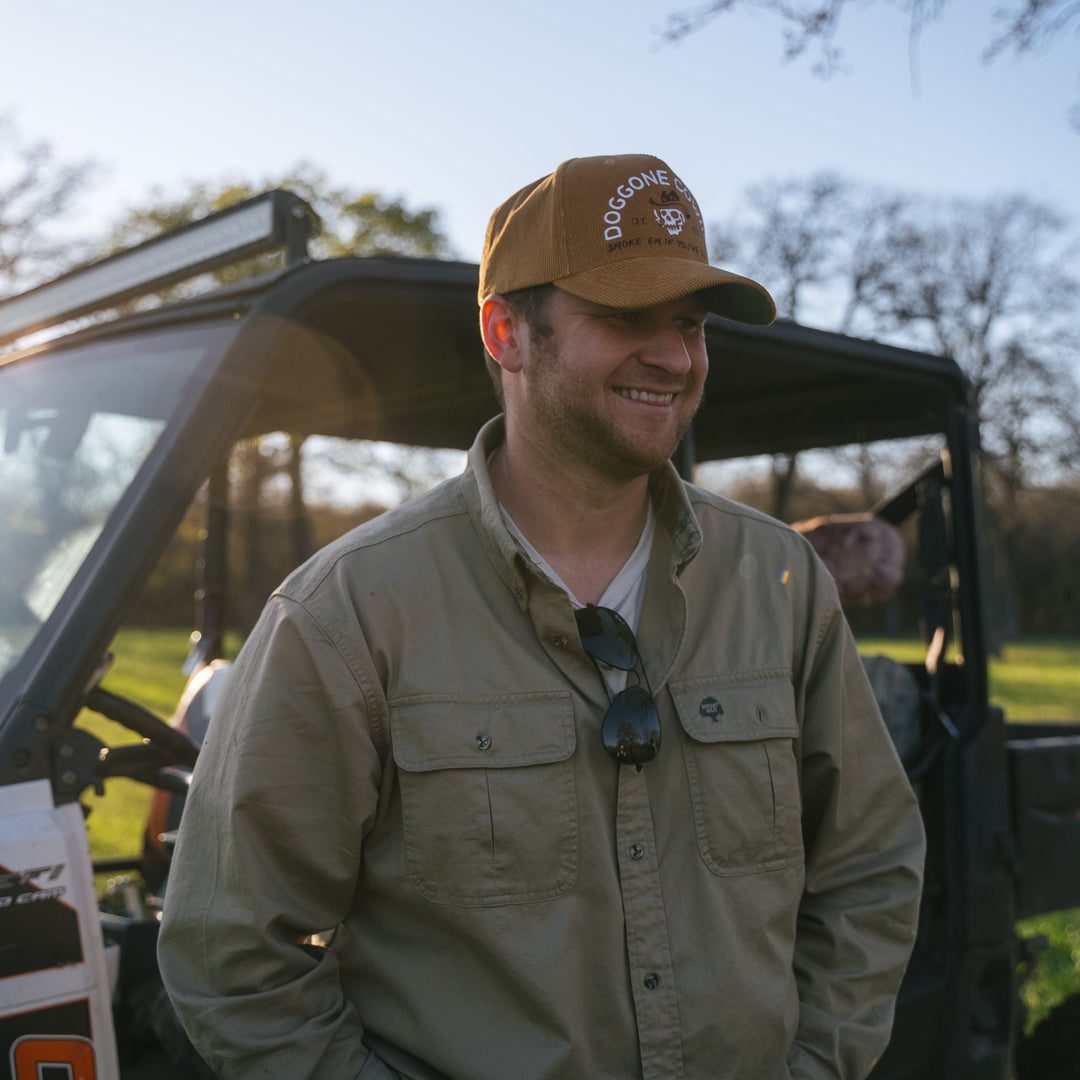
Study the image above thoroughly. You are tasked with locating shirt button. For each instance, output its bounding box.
[629,844,645,861]
[644,973,660,990]
[552,634,568,647]
[475,734,492,751]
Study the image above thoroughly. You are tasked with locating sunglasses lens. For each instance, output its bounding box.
[576,605,662,768]
[601,684,662,767]
[574,605,638,671]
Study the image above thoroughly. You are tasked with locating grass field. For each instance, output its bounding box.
[859,636,1080,722]
[79,627,1080,1031]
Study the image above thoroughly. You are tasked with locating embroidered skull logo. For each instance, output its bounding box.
[653,206,686,236]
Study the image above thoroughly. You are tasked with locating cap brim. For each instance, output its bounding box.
[553,257,776,326]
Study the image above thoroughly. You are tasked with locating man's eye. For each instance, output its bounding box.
[677,319,706,335]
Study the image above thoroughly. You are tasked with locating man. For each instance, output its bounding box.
[159,153,925,1080]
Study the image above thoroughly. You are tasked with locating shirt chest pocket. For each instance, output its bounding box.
[670,675,803,877]
[390,692,578,907]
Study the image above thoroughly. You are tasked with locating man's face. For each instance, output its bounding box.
[507,288,710,480]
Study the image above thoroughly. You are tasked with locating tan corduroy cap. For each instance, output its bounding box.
[479,154,775,325]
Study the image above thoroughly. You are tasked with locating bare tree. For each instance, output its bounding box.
[0,114,97,297]
[661,0,1080,129]
[870,193,1080,494]
[713,172,850,321]
[710,175,1080,503]
[710,172,852,517]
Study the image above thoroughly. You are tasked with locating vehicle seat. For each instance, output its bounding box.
[173,658,231,748]
[860,655,922,762]
[141,660,232,893]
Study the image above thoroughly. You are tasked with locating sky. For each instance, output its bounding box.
[3,0,1078,275]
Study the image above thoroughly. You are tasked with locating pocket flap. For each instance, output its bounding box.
[390,692,576,772]
[670,675,798,743]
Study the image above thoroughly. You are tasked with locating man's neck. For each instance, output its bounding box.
[490,438,652,605]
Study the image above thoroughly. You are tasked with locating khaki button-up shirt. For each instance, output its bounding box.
[160,417,925,1080]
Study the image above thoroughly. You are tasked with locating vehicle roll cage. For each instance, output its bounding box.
[0,190,987,796]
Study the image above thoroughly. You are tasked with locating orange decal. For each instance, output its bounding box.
[11,1034,96,1080]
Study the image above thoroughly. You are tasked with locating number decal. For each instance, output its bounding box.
[10,1035,96,1080]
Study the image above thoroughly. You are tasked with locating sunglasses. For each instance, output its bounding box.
[574,604,661,770]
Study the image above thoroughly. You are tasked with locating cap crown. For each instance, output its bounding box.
[479,154,775,326]
[483,155,707,292]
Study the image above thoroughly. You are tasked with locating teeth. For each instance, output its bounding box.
[618,388,674,404]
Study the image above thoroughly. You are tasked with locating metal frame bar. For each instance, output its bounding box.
[0,190,316,347]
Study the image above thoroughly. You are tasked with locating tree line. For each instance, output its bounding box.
[123,454,1080,639]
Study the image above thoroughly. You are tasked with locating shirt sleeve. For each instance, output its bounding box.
[787,591,927,1079]
[157,592,391,1080]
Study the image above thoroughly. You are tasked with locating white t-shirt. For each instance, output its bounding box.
[500,503,655,694]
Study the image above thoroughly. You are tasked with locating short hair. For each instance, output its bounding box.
[484,284,556,409]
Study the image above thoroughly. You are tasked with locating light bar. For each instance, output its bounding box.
[0,190,315,347]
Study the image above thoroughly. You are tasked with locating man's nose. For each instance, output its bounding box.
[641,325,694,374]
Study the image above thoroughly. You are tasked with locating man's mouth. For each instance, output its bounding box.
[615,388,676,404]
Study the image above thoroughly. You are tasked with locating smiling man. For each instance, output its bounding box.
[160,154,926,1080]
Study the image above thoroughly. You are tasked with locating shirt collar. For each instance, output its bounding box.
[461,415,703,611]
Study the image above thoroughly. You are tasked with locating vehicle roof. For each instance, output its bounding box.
[2,254,969,460]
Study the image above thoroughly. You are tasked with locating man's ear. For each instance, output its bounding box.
[480,295,524,373]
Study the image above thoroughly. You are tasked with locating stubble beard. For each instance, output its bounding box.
[526,331,702,482]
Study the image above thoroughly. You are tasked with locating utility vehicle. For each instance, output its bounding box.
[0,191,1077,1079]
